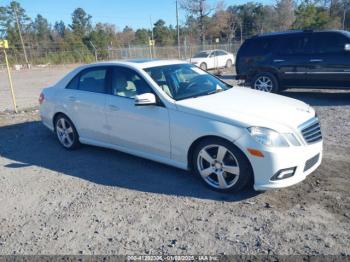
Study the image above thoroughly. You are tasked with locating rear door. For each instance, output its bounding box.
[271,34,313,87]
[207,51,216,69]
[307,32,350,87]
[62,66,110,143]
[216,50,229,67]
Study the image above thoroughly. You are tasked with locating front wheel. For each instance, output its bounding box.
[54,114,80,150]
[192,138,253,193]
[251,72,279,93]
[200,62,207,71]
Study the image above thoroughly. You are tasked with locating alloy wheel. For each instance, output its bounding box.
[56,118,75,148]
[254,76,273,92]
[197,144,240,189]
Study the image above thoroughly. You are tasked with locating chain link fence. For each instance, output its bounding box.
[0,42,242,67]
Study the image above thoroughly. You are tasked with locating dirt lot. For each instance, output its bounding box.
[0,66,350,255]
[0,65,78,112]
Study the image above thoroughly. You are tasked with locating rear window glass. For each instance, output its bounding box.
[239,38,274,56]
[66,67,108,94]
[193,51,210,58]
[275,35,312,55]
[78,69,107,93]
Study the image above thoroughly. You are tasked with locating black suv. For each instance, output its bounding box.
[236,30,350,92]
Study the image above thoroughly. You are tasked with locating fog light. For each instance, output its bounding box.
[271,167,296,181]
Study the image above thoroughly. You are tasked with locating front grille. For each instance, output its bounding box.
[304,153,320,172]
[300,118,322,144]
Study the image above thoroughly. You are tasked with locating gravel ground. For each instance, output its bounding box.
[0,66,350,255]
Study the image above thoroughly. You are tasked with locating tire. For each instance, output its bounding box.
[54,114,80,150]
[226,59,233,68]
[200,62,207,71]
[192,137,253,193]
[251,72,279,93]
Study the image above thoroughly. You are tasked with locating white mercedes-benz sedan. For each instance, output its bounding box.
[188,49,235,71]
[40,59,323,192]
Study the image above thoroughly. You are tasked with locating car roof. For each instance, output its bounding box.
[197,49,226,53]
[252,29,347,39]
[81,59,188,70]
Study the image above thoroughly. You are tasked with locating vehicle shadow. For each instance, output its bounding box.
[282,90,350,106]
[0,121,259,202]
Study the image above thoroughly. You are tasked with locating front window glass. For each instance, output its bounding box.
[311,33,347,54]
[144,64,231,101]
[193,51,210,58]
[111,67,153,98]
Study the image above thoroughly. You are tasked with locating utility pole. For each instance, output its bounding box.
[240,22,243,44]
[150,16,155,58]
[343,6,347,30]
[199,0,205,47]
[89,41,98,61]
[14,5,29,68]
[176,0,181,59]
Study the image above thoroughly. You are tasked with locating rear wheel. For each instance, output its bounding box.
[192,138,253,193]
[251,72,279,93]
[54,114,80,150]
[200,62,207,71]
[226,59,233,68]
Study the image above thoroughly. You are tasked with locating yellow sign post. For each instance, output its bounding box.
[0,40,17,113]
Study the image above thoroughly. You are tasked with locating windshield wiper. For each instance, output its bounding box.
[207,88,223,95]
[177,89,225,100]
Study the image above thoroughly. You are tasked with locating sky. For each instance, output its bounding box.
[1,0,271,30]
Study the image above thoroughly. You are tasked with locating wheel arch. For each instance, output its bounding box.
[248,67,280,83]
[187,135,253,175]
[52,112,78,135]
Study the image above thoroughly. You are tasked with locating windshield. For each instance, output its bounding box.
[342,31,350,40]
[144,64,231,101]
[193,51,210,58]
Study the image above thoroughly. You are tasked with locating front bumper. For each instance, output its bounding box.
[235,134,323,191]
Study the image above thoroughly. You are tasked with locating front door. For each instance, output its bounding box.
[272,34,312,87]
[307,32,350,88]
[105,66,171,159]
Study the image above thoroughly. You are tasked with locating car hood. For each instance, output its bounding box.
[175,87,315,132]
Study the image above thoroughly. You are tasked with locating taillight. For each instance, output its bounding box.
[39,93,45,105]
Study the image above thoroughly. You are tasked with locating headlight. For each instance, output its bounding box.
[248,127,289,147]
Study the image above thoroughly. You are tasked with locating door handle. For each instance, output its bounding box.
[273,59,285,63]
[68,96,76,101]
[309,59,323,62]
[108,105,120,111]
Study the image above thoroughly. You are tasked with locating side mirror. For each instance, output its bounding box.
[134,93,156,106]
[345,44,350,51]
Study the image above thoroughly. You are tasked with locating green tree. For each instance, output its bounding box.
[293,0,332,29]
[53,20,66,38]
[88,23,118,58]
[153,19,175,46]
[33,14,50,41]
[69,7,92,38]
[134,28,150,45]
[0,1,31,46]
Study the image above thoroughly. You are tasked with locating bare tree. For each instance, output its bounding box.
[275,0,296,31]
[180,0,212,45]
[207,6,238,43]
